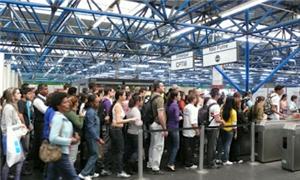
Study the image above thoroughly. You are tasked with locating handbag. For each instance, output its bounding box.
[39,140,62,163]
[39,121,64,163]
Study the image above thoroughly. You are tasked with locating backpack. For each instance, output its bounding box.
[198,103,217,126]
[264,93,276,115]
[141,95,160,127]
[241,98,250,111]
[247,106,253,122]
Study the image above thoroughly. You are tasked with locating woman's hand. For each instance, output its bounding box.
[71,133,80,144]
[98,138,105,145]
[71,137,79,145]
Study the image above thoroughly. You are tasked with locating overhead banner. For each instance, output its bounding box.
[203,41,238,67]
[171,51,194,70]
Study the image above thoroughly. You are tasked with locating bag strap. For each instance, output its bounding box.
[150,95,161,121]
[207,103,218,125]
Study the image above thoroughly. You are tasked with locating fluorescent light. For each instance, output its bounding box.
[92,16,107,29]
[236,36,268,44]
[57,53,69,64]
[141,44,151,49]
[220,0,268,18]
[78,38,84,43]
[90,61,106,69]
[170,27,195,38]
[131,64,149,68]
[141,72,152,75]
[148,60,168,64]
[154,69,165,73]
[119,67,135,71]
[272,57,281,60]
[43,67,54,77]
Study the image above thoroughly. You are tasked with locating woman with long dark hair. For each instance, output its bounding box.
[110,89,136,178]
[166,89,181,171]
[79,95,104,180]
[219,96,237,165]
[125,93,143,173]
[1,88,26,180]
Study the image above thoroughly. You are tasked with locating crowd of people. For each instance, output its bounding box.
[0,81,299,180]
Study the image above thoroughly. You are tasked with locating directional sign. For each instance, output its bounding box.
[171,51,194,70]
[203,41,238,67]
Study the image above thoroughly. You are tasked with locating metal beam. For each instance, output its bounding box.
[214,65,243,93]
[252,47,300,93]
[245,10,250,92]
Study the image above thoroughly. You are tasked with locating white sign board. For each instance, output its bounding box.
[212,67,223,86]
[203,41,238,67]
[171,51,194,70]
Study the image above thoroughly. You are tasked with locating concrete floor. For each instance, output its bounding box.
[22,161,300,180]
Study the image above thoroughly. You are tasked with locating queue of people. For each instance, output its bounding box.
[0,82,299,180]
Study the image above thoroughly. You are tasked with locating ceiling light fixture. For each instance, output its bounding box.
[219,0,269,18]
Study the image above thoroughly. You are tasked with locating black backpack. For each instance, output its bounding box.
[141,95,160,127]
[198,103,217,126]
[98,98,111,125]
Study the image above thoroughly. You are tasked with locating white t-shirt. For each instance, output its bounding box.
[207,99,221,127]
[270,93,280,120]
[183,103,198,137]
[289,101,298,113]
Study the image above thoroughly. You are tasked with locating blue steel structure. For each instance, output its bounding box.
[0,0,299,93]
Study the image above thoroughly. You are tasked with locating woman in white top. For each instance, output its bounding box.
[1,88,27,180]
[125,93,143,173]
[110,90,136,178]
[289,95,298,113]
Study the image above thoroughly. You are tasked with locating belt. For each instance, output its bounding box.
[111,126,122,129]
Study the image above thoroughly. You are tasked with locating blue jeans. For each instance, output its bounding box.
[46,154,79,180]
[167,131,180,166]
[80,138,99,176]
[218,130,234,162]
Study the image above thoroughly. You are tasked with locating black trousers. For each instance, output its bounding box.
[182,136,195,167]
[33,121,45,170]
[110,128,125,174]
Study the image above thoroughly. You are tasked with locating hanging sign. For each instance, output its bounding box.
[171,51,194,70]
[203,41,238,67]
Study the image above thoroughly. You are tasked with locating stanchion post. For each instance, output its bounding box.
[251,121,255,162]
[199,125,205,171]
[138,129,143,180]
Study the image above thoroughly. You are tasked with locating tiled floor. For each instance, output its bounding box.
[22,161,300,180]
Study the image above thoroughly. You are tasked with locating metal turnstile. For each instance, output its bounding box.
[281,123,300,171]
[255,120,288,162]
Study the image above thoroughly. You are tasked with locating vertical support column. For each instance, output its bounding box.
[250,121,255,162]
[11,70,16,87]
[5,64,11,90]
[245,10,250,92]
[198,125,205,171]
[0,53,4,96]
[138,129,144,180]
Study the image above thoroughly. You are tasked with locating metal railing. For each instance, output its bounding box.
[137,121,256,179]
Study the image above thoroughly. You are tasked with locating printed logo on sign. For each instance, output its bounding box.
[215,55,220,63]
[176,61,187,68]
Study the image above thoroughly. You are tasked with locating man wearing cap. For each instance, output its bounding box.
[270,85,285,120]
